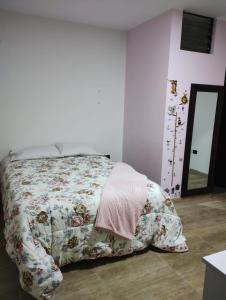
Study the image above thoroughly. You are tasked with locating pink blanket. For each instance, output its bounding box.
[95,162,147,239]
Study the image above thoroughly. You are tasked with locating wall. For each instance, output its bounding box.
[190,92,218,174]
[161,10,226,197]
[168,11,226,85]
[0,10,126,161]
[123,11,172,183]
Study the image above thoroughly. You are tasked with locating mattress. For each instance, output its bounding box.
[1,155,188,299]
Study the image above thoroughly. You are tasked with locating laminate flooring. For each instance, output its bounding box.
[187,169,208,190]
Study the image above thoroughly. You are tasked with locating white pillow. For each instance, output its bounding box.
[11,145,61,161]
[55,143,100,157]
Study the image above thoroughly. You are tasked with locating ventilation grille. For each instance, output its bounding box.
[180,12,214,54]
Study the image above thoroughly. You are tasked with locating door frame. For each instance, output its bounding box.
[181,84,224,197]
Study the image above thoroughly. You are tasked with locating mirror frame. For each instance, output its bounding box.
[181,84,224,197]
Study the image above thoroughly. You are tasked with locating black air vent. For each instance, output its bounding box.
[180,12,214,54]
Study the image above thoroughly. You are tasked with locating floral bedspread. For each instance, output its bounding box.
[1,155,188,299]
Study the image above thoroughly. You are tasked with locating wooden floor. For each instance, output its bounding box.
[1,193,226,300]
[188,169,208,190]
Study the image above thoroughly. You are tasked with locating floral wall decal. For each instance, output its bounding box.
[161,80,190,198]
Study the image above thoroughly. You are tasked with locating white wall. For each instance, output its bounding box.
[0,10,126,161]
[190,92,218,174]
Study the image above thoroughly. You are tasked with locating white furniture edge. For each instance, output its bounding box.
[203,250,226,276]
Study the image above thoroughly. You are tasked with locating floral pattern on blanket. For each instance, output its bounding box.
[1,156,188,299]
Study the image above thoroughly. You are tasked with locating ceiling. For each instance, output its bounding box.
[0,0,226,30]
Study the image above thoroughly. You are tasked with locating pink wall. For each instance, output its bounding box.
[123,8,226,194]
[161,10,226,197]
[168,10,226,85]
[123,11,172,183]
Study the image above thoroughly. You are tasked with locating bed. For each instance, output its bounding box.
[0,153,188,299]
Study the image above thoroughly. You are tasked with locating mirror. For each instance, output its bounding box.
[188,92,218,190]
[182,84,224,196]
